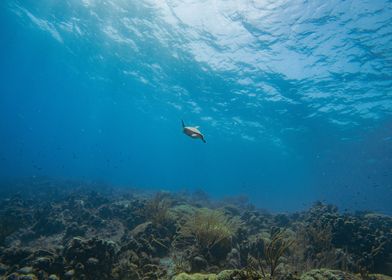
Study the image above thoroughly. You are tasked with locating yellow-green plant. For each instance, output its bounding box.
[177,208,242,255]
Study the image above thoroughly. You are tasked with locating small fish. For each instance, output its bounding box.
[182,120,206,143]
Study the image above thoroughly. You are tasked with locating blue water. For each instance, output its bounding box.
[1,0,391,213]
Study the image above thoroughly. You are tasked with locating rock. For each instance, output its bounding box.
[64,269,75,278]
[33,257,52,271]
[89,214,105,227]
[191,256,207,272]
[19,229,36,243]
[75,262,84,272]
[1,247,32,265]
[0,262,9,275]
[131,222,153,237]
[274,213,290,227]
[218,270,250,279]
[85,257,99,274]
[48,275,59,280]
[18,266,33,274]
[206,265,219,273]
[5,273,19,280]
[32,217,65,236]
[300,269,358,280]
[300,269,392,280]
[226,248,241,268]
[32,249,55,258]
[98,205,112,219]
[369,275,392,280]
[173,270,239,280]
[19,275,37,280]
[64,222,86,239]
[369,274,392,280]
[64,237,116,279]
[86,257,99,266]
[173,272,218,280]
[223,205,241,216]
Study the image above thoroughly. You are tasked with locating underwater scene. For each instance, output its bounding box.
[1,0,392,279]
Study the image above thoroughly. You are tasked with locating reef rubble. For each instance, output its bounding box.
[0,178,391,280]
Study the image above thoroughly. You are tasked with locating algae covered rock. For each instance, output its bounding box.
[369,274,392,280]
[173,270,239,280]
[301,269,392,280]
[300,269,358,280]
[173,272,218,280]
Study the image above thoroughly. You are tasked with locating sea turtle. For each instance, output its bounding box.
[182,120,206,143]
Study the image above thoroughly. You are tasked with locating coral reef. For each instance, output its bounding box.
[0,179,391,280]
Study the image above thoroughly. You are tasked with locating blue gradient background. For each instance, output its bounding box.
[1,0,392,212]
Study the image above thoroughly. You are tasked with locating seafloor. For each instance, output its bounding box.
[0,178,391,280]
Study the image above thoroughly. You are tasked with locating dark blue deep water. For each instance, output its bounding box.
[1,0,391,213]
